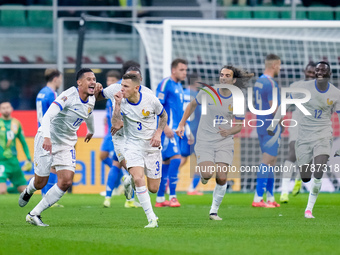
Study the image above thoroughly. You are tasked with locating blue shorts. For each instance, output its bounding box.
[180,135,195,158]
[161,133,181,161]
[101,133,118,161]
[101,133,114,153]
[112,152,118,162]
[257,133,281,156]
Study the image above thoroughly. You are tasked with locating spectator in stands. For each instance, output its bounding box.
[0,79,19,109]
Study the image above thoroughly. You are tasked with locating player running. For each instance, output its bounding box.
[176,65,253,220]
[111,73,168,228]
[280,62,316,203]
[18,68,97,226]
[36,69,63,206]
[269,61,340,218]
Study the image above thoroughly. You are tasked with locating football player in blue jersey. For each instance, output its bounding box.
[36,69,63,206]
[252,54,282,208]
[181,73,203,195]
[155,58,188,207]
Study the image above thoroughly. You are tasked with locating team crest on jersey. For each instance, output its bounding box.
[88,107,93,114]
[327,98,333,105]
[1,127,5,131]
[228,104,233,112]
[142,109,150,117]
[61,96,68,102]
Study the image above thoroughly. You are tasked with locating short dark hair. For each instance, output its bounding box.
[220,65,254,89]
[76,68,93,81]
[171,58,188,69]
[306,61,316,69]
[316,61,331,70]
[106,70,120,79]
[122,73,140,84]
[121,60,140,76]
[45,69,61,83]
[126,66,141,75]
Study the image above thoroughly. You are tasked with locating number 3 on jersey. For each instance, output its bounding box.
[137,121,142,130]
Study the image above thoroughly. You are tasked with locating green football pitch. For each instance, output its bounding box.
[0,193,339,255]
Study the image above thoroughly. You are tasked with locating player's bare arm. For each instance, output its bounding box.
[218,122,242,138]
[94,82,104,100]
[84,111,95,143]
[176,99,198,139]
[111,91,124,136]
[42,137,52,153]
[150,110,168,147]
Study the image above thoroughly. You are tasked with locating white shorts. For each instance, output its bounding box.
[295,137,332,166]
[113,134,125,162]
[124,144,162,179]
[194,139,234,165]
[34,132,76,177]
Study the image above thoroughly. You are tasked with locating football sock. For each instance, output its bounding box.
[209,183,227,214]
[136,186,156,221]
[169,158,181,196]
[281,160,294,194]
[266,166,275,202]
[306,178,322,212]
[113,167,123,189]
[105,165,121,198]
[30,184,65,216]
[26,177,37,195]
[254,163,268,202]
[156,164,169,199]
[188,174,201,192]
[41,172,57,196]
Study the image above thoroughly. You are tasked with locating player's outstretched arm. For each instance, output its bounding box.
[111,91,123,136]
[151,110,168,147]
[84,112,95,143]
[176,99,198,139]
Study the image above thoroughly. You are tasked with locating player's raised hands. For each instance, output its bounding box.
[84,133,93,143]
[94,82,103,100]
[175,124,185,139]
[42,137,52,153]
[114,91,123,105]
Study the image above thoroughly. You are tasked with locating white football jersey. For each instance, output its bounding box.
[102,83,154,138]
[38,86,95,146]
[195,87,244,143]
[291,80,340,142]
[119,92,163,143]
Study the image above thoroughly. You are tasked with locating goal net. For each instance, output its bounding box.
[135,20,340,192]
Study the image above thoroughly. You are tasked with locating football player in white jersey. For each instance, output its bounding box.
[268,61,340,218]
[18,68,97,226]
[96,66,153,208]
[176,65,253,220]
[280,62,316,203]
[111,73,168,228]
